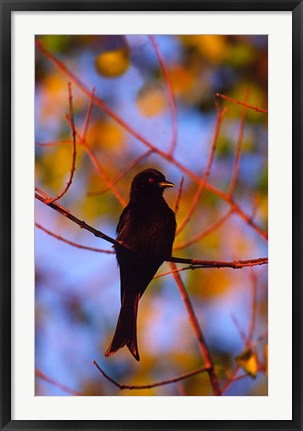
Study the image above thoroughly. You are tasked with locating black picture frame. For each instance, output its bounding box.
[1,1,302,430]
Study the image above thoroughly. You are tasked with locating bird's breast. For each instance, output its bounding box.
[117,200,175,259]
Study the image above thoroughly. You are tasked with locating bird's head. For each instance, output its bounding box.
[130,168,175,199]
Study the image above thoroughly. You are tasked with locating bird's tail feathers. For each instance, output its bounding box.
[105,293,140,361]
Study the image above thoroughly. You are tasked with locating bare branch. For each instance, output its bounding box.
[35,187,118,247]
[223,273,264,394]
[154,265,190,279]
[35,36,268,398]
[64,114,127,206]
[36,139,70,147]
[35,223,114,254]
[149,35,178,155]
[169,256,268,269]
[82,86,95,140]
[228,89,249,196]
[248,271,258,343]
[93,360,210,390]
[46,83,77,204]
[177,105,227,235]
[36,38,268,242]
[174,176,184,215]
[220,365,241,393]
[36,369,81,396]
[251,192,260,221]
[231,313,247,343]
[88,149,153,196]
[38,126,127,207]
[174,209,233,250]
[35,187,268,269]
[216,93,268,114]
[170,262,221,395]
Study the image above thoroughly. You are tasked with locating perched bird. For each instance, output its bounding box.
[105,168,176,361]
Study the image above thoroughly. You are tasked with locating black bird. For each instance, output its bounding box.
[105,168,176,361]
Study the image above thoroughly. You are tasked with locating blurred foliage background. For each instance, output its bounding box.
[35,34,268,397]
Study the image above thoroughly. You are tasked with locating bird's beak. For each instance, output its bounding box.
[158,181,175,188]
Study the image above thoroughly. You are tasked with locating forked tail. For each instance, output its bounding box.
[105,293,140,361]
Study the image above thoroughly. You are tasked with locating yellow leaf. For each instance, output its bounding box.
[87,120,125,152]
[190,268,230,299]
[236,348,258,379]
[95,49,130,78]
[39,73,86,120]
[169,65,194,95]
[39,144,74,192]
[183,35,227,63]
[136,84,167,117]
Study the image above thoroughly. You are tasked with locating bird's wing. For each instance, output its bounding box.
[116,205,130,235]
[165,207,177,255]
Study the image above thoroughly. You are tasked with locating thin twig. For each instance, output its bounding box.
[35,187,118,247]
[82,86,95,140]
[149,35,178,155]
[228,89,249,196]
[224,272,262,393]
[37,129,133,205]
[174,209,233,250]
[35,187,268,269]
[93,360,210,390]
[36,38,268,242]
[231,313,247,343]
[155,258,268,279]
[222,332,268,394]
[251,193,260,221]
[248,271,258,343]
[174,176,184,215]
[169,256,268,269]
[154,265,190,279]
[177,105,227,235]
[221,365,241,393]
[88,150,153,196]
[35,369,81,396]
[36,139,71,147]
[64,114,127,206]
[216,93,268,114]
[35,222,114,254]
[46,83,77,204]
[170,262,221,395]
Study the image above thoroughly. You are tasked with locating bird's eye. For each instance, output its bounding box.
[148,178,155,183]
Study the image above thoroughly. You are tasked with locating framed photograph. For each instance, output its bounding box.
[1,1,302,430]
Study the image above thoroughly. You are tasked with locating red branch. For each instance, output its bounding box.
[177,105,227,235]
[174,209,233,250]
[35,187,118,247]
[174,176,184,215]
[220,365,241,393]
[36,369,81,396]
[149,35,178,155]
[35,37,268,398]
[228,89,249,196]
[248,271,258,343]
[64,115,127,206]
[170,262,221,395]
[35,223,114,254]
[231,314,247,343]
[82,86,95,140]
[216,93,268,114]
[93,360,210,390]
[222,273,265,393]
[46,83,77,204]
[88,150,153,196]
[36,38,268,242]
[35,187,268,270]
